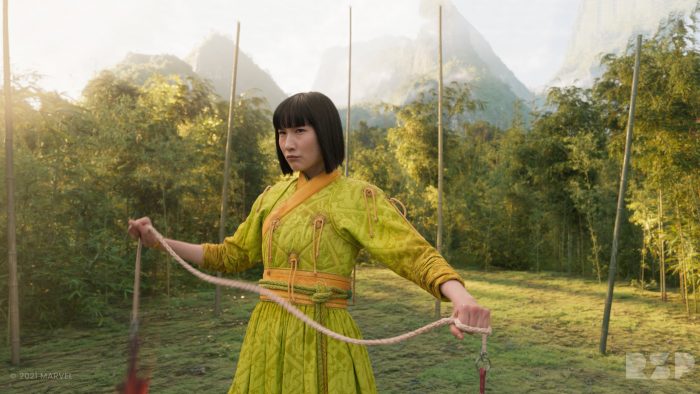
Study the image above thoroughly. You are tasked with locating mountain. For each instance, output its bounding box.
[551,0,697,87]
[186,34,287,108]
[112,53,199,85]
[312,0,533,128]
[109,35,287,108]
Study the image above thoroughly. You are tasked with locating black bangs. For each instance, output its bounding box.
[273,95,313,130]
[272,92,345,176]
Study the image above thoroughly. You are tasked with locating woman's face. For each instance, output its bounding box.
[278,124,325,179]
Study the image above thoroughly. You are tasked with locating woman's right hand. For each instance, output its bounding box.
[127,217,159,248]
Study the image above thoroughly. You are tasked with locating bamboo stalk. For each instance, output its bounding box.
[434,4,443,319]
[640,224,648,288]
[675,200,690,317]
[162,185,170,297]
[344,6,351,177]
[4,0,20,366]
[567,224,572,275]
[694,272,698,314]
[579,215,584,276]
[345,6,355,296]
[688,183,699,314]
[600,35,641,355]
[215,21,241,316]
[659,189,667,301]
[689,213,699,315]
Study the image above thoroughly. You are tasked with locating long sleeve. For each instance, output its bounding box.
[201,192,266,273]
[332,182,465,301]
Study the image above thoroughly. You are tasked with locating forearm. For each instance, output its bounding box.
[440,279,477,305]
[159,238,204,266]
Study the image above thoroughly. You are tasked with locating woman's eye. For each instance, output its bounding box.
[295,128,305,133]
[278,130,286,135]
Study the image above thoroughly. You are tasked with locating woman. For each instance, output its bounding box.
[128,92,490,393]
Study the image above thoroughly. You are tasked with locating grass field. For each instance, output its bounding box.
[2,266,699,393]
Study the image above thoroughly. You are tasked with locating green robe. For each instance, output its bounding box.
[201,170,464,394]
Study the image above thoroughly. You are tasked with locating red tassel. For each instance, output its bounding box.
[120,372,150,394]
[479,367,487,394]
[117,331,150,394]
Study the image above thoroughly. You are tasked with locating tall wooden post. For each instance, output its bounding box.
[434,5,443,319]
[600,34,641,354]
[344,6,352,177]
[215,21,241,316]
[658,190,667,301]
[4,0,20,365]
[162,186,170,297]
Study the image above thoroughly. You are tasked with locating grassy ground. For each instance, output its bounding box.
[2,266,699,393]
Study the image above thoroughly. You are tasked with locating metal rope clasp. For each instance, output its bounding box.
[475,349,491,372]
[475,333,491,372]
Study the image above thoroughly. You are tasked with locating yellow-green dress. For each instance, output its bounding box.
[201,169,465,394]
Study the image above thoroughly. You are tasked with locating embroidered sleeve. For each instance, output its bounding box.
[200,188,269,273]
[335,183,465,301]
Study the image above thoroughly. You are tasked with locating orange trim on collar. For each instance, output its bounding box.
[262,169,341,236]
[297,171,310,189]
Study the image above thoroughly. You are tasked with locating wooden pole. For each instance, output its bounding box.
[4,0,20,365]
[658,189,667,301]
[162,185,170,297]
[344,6,351,177]
[434,5,443,319]
[674,200,690,316]
[346,6,356,292]
[215,21,241,316]
[600,34,641,355]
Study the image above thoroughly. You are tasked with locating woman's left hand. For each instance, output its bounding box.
[450,298,490,340]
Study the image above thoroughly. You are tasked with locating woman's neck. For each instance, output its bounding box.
[302,164,325,180]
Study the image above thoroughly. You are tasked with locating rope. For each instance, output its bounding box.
[131,239,143,326]
[140,224,492,346]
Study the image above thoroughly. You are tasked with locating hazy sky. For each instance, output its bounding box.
[8,0,580,100]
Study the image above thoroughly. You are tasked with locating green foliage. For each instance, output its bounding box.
[593,13,700,305]
[0,71,275,326]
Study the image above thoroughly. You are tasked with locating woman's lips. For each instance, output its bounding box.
[287,156,300,161]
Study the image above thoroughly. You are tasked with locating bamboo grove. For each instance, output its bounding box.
[1,15,698,327]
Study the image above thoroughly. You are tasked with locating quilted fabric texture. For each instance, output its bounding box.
[201,171,465,394]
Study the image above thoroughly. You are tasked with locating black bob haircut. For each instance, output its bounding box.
[272,92,345,175]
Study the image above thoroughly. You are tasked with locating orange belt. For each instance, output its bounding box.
[259,268,351,308]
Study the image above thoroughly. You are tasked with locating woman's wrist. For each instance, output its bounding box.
[440,279,477,305]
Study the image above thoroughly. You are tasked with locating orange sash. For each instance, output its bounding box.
[262,169,341,235]
[259,268,351,308]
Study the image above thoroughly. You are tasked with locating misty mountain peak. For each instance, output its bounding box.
[551,0,697,87]
[186,33,287,107]
[312,0,532,127]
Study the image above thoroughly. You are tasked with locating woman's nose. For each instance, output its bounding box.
[283,135,295,151]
